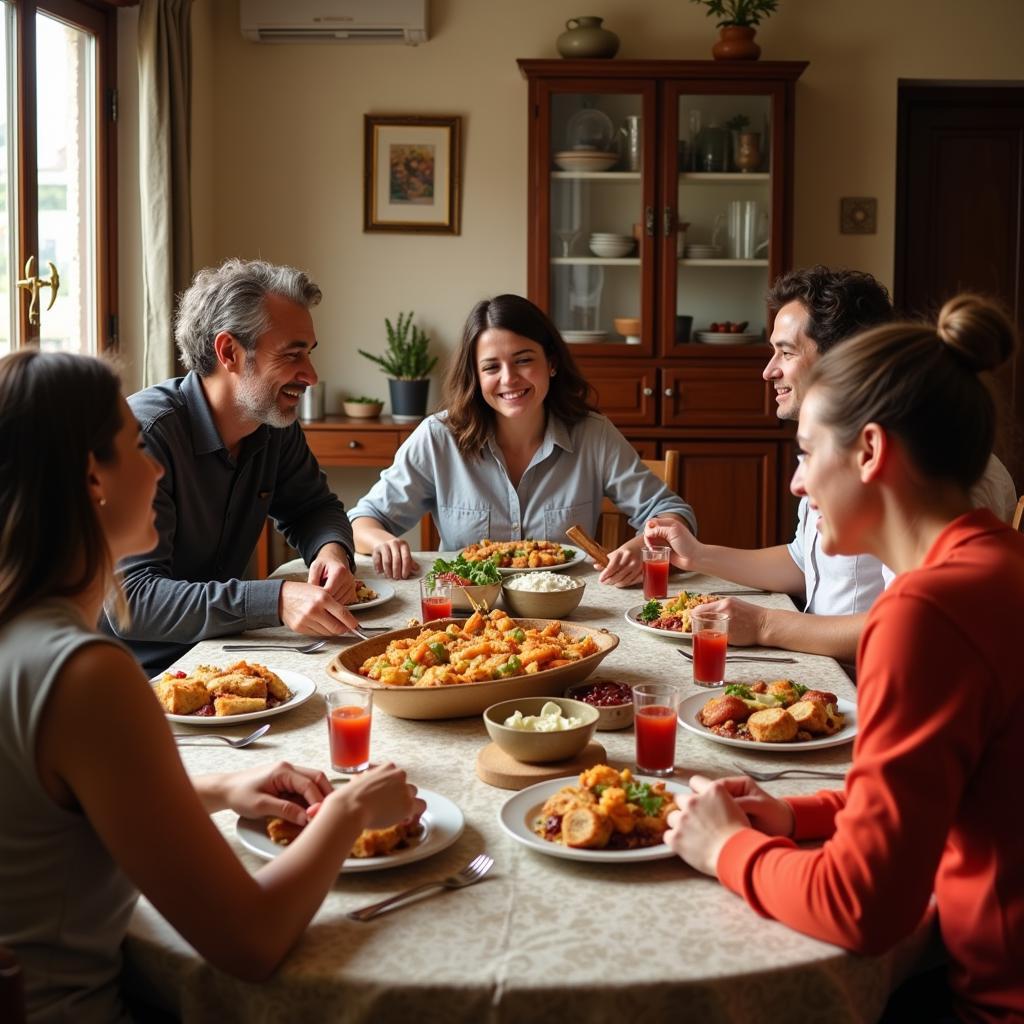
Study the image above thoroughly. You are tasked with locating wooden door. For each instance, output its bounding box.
[894,81,1024,487]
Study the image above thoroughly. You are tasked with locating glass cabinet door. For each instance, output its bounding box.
[542,84,656,355]
[662,87,780,355]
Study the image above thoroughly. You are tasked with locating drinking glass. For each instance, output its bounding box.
[642,546,670,599]
[690,609,730,687]
[420,578,453,622]
[632,682,679,776]
[326,687,373,773]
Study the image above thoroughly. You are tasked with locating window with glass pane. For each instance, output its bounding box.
[676,93,771,344]
[37,10,97,353]
[548,93,642,345]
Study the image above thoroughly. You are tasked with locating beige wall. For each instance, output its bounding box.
[118,0,1024,502]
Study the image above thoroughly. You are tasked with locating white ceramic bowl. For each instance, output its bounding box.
[589,242,634,258]
[501,578,586,619]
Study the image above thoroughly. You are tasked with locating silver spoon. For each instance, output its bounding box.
[173,723,271,748]
[677,648,797,665]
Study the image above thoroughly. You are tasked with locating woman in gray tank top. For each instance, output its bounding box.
[0,351,423,1023]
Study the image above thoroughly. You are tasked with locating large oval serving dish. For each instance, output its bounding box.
[326,618,619,720]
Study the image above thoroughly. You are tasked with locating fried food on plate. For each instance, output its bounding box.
[154,661,292,717]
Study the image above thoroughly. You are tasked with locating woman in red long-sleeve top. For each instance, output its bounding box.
[664,294,1024,1023]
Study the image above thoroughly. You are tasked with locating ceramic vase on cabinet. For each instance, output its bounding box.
[556,16,620,59]
[711,26,761,61]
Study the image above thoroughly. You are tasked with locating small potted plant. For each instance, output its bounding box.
[342,395,385,419]
[689,0,779,60]
[358,311,438,422]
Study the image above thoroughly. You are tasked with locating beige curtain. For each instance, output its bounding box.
[138,0,193,386]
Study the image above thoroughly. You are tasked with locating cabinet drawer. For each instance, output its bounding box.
[307,429,403,465]
[660,366,775,428]
[586,363,657,426]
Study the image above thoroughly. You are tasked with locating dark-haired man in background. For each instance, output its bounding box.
[645,265,1017,665]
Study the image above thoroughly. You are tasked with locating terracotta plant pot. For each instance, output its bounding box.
[711,25,761,61]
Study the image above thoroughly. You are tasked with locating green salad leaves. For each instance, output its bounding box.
[639,598,662,623]
[427,553,501,586]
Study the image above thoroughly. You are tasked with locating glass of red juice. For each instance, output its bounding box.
[690,609,730,687]
[632,682,680,776]
[642,546,670,600]
[326,687,373,773]
[420,578,453,622]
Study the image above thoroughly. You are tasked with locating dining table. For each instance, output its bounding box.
[123,555,913,1024]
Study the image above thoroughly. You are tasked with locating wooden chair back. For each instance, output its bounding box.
[0,945,26,1024]
[599,450,681,550]
[1012,494,1024,532]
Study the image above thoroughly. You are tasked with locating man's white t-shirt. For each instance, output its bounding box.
[787,453,1017,615]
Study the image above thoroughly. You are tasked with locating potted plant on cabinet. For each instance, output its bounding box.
[358,311,438,422]
[689,0,779,60]
[342,395,385,419]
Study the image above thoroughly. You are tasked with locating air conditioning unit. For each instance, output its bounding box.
[240,0,428,45]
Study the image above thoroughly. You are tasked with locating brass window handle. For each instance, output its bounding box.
[17,256,61,326]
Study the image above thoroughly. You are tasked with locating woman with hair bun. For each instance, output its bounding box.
[663,294,1024,1022]
[351,294,696,584]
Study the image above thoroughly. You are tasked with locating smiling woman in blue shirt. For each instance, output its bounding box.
[350,294,696,585]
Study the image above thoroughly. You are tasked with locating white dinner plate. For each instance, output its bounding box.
[677,691,858,752]
[235,788,464,872]
[349,581,396,612]
[561,330,609,344]
[694,331,762,345]
[498,775,689,863]
[624,604,693,642]
[154,668,316,726]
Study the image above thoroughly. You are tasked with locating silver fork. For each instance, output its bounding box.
[222,640,328,653]
[173,723,270,748]
[677,648,797,665]
[346,853,495,922]
[731,761,847,782]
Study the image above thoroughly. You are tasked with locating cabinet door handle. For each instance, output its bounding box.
[348,440,360,449]
[663,207,674,237]
[642,387,653,396]
[644,206,655,237]
[664,387,674,397]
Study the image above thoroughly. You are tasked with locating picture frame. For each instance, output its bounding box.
[364,115,462,234]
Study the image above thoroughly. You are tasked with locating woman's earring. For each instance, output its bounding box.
[98,498,107,507]
[550,368,556,377]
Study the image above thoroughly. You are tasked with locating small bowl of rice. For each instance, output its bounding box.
[500,571,586,620]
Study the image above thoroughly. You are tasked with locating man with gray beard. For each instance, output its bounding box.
[104,258,359,675]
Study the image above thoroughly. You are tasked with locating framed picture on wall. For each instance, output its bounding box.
[363,114,462,234]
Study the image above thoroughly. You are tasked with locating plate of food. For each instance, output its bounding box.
[326,610,619,719]
[498,764,687,863]
[349,580,395,611]
[152,663,316,725]
[624,591,723,641]
[236,787,463,873]
[677,684,857,751]
[459,540,586,574]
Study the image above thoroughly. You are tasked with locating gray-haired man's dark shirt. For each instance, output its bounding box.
[103,372,353,675]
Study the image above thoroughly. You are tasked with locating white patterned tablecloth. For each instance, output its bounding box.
[124,558,906,1023]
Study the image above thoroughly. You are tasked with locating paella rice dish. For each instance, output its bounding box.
[533,765,674,850]
[637,591,721,633]
[358,608,599,687]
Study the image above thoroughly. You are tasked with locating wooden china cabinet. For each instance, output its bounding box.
[518,59,807,548]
